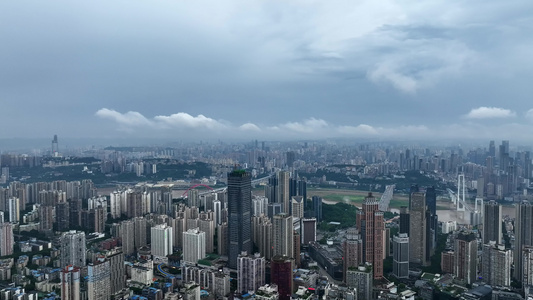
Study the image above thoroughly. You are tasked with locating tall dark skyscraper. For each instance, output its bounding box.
[483,200,502,244]
[399,206,410,234]
[514,201,533,281]
[227,170,252,269]
[312,196,322,222]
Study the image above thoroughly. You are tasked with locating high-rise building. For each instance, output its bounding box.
[87,258,111,300]
[198,216,215,253]
[425,187,437,262]
[151,224,173,258]
[301,218,317,245]
[345,264,372,300]
[277,171,290,214]
[273,213,293,259]
[237,252,266,294]
[293,231,301,267]
[343,228,362,282]
[399,206,409,235]
[61,266,81,300]
[482,241,511,287]
[441,250,455,274]
[291,196,304,219]
[0,222,14,256]
[454,232,477,285]
[409,192,428,266]
[227,170,252,269]
[8,197,19,223]
[312,196,322,222]
[39,205,54,233]
[393,233,409,279]
[183,228,206,265]
[523,246,533,292]
[60,231,86,268]
[356,192,384,279]
[271,256,293,300]
[107,248,125,295]
[252,215,272,260]
[267,203,283,220]
[134,217,148,250]
[55,202,70,232]
[483,200,502,244]
[514,201,533,281]
[217,222,228,256]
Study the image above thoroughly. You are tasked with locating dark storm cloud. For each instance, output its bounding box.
[1,0,533,143]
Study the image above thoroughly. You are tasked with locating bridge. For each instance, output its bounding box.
[181,173,275,198]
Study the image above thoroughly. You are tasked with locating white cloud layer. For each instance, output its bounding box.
[464,107,516,119]
[95,108,533,143]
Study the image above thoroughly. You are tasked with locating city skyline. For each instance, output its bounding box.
[1,1,533,142]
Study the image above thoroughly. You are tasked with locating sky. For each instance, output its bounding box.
[2,1,533,144]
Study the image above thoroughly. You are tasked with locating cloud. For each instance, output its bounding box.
[154,113,225,129]
[464,107,516,119]
[95,108,153,126]
[279,118,329,133]
[239,123,261,131]
[526,109,533,120]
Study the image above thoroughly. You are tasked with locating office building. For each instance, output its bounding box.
[227,170,252,269]
[151,224,173,258]
[393,233,409,279]
[60,231,86,268]
[87,258,111,300]
[237,252,266,293]
[61,266,81,300]
[409,192,428,266]
[273,213,294,258]
[356,192,384,279]
[483,200,502,244]
[455,231,477,285]
[271,256,293,300]
[399,206,409,234]
[343,228,363,282]
[312,196,322,222]
[183,228,206,264]
[482,241,511,287]
[514,201,533,281]
[301,218,317,245]
[0,222,14,256]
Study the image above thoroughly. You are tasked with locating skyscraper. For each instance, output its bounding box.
[523,246,533,293]
[409,192,428,266]
[393,233,409,279]
[301,218,317,245]
[227,170,252,269]
[61,266,81,300]
[107,248,125,295]
[483,200,502,244]
[343,228,363,282]
[60,231,86,268]
[134,217,147,250]
[454,231,477,285]
[183,228,206,265]
[345,264,372,300]
[399,206,410,234]
[237,252,266,294]
[356,192,384,279]
[0,222,14,256]
[271,256,293,300]
[151,224,173,258]
[482,241,511,287]
[273,213,294,259]
[277,171,290,214]
[514,201,533,281]
[312,196,322,222]
[87,258,111,300]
